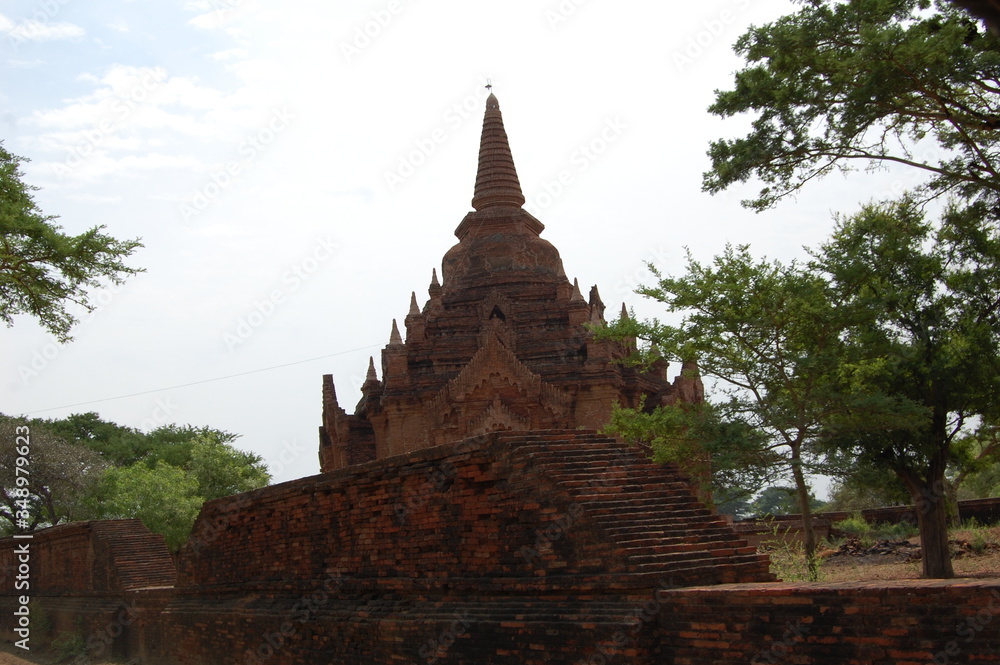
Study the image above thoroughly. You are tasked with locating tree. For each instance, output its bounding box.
[824,464,911,512]
[701,0,1000,579]
[603,399,780,510]
[749,485,827,517]
[4,412,271,548]
[96,461,203,550]
[40,411,148,466]
[602,245,846,579]
[812,198,1000,577]
[0,418,108,534]
[0,141,143,342]
[955,421,1000,499]
[703,0,1000,215]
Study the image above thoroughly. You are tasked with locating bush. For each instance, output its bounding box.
[832,513,919,544]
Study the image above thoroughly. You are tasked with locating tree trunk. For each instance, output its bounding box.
[905,468,955,579]
[789,442,819,580]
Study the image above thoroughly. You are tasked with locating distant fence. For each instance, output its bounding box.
[732,496,1000,547]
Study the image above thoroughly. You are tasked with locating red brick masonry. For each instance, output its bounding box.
[1,432,998,663]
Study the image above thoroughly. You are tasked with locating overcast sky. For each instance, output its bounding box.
[0,1,916,487]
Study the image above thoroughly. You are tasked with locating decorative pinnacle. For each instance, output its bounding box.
[620,303,629,320]
[366,356,378,382]
[471,93,526,211]
[389,319,403,345]
[570,278,585,303]
[408,291,420,316]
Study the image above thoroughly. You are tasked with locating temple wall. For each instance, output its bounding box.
[0,435,997,664]
[659,579,1000,664]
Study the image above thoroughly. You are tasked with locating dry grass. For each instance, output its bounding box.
[766,524,1000,583]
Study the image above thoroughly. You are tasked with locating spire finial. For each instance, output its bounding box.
[471,92,525,211]
[389,319,403,345]
[571,278,585,303]
[408,291,420,316]
[366,356,378,381]
[485,78,492,92]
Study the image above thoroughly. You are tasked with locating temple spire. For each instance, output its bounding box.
[389,319,403,345]
[471,93,526,211]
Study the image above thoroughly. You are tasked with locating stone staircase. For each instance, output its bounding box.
[506,431,775,586]
[92,520,177,590]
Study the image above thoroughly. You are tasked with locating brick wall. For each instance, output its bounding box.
[2,435,999,664]
[0,520,175,656]
[659,578,1000,664]
[152,430,771,664]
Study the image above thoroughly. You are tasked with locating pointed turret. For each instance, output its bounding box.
[471,93,525,211]
[366,357,378,382]
[408,292,420,316]
[389,319,403,346]
[589,285,605,322]
[571,278,585,303]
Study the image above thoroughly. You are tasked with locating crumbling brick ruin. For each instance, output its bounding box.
[1,92,998,665]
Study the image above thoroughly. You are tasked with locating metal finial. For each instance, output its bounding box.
[485,78,492,92]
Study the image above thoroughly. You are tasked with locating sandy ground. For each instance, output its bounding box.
[0,647,38,665]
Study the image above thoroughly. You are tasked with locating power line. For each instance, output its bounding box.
[23,344,380,415]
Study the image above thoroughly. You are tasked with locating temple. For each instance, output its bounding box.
[319,92,703,471]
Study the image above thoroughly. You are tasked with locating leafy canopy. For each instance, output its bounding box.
[0,141,142,342]
[704,0,1000,212]
[0,413,271,547]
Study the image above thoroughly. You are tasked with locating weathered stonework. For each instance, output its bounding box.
[3,92,999,665]
[319,93,703,472]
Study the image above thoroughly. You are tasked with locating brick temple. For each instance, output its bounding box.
[319,92,703,471]
[3,92,999,665]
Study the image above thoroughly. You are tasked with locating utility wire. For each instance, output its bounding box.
[23,344,380,415]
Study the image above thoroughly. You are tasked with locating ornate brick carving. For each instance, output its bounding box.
[319,93,703,473]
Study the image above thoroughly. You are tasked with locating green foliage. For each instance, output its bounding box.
[604,400,777,508]
[824,464,911,511]
[0,412,270,548]
[0,141,143,342]
[960,518,999,552]
[97,461,204,550]
[704,0,1000,214]
[750,485,827,517]
[0,417,108,534]
[696,0,1000,579]
[28,600,51,640]
[813,197,1000,514]
[833,513,920,545]
[52,630,87,660]
[757,519,825,582]
[187,432,270,500]
[599,242,841,575]
[951,422,1000,500]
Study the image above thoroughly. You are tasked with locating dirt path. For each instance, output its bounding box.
[0,648,37,665]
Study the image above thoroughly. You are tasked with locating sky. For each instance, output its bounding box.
[0,1,918,488]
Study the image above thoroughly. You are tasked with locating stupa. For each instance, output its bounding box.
[319,91,703,472]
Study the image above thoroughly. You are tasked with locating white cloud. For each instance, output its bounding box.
[210,47,248,61]
[106,19,130,34]
[0,15,85,42]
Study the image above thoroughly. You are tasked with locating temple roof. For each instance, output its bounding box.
[470,93,526,211]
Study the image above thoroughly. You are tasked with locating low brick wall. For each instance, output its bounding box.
[0,520,175,656]
[1,435,999,664]
[660,578,1000,664]
[151,430,771,664]
[732,517,833,549]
